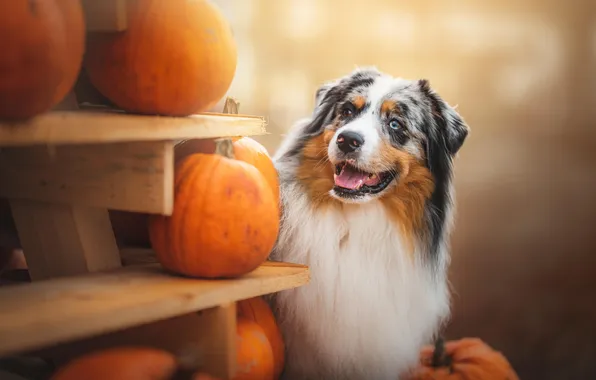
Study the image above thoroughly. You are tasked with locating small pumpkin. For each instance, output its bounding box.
[234,318,275,380]
[237,297,285,379]
[85,0,237,116]
[50,347,178,380]
[149,139,279,278]
[407,337,519,380]
[0,0,85,120]
[51,346,222,380]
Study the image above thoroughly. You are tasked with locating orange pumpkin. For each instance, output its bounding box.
[50,347,178,380]
[237,297,285,379]
[407,337,520,380]
[149,139,279,278]
[232,138,280,207]
[85,0,237,116]
[175,137,279,206]
[0,0,85,120]
[234,318,275,380]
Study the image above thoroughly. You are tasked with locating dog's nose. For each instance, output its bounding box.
[336,131,365,153]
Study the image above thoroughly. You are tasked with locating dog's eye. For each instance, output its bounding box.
[341,104,355,118]
[389,119,400,130]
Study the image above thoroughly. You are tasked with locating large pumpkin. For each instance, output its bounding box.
[407,337,519,380]
[237,297,285,379]
[149,139,279,278]
[234,318,275,380]
[85,0,237,116]
[0,0,85,120]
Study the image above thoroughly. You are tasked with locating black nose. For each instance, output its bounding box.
[336,131,365,153]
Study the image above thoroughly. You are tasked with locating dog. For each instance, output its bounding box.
[269,67,469,380]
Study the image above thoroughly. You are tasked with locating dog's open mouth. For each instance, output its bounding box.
[333,162,396,196]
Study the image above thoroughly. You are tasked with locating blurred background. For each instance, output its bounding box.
[212,0,596,378]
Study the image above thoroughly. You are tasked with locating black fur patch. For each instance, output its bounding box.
[418,80,469,263]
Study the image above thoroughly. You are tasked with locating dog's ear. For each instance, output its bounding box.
[419,79,469,156]
[303,81,341,136]
[314,81,336,110]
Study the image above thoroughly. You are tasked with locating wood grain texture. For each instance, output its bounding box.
[0,111,267,147]
[0,261,309,356]
[82,0,127,32]
[9,200,121,281]
[0,141,174,214]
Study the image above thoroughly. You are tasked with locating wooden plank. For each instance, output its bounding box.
[9,200,121,281]
[40,306,237,379]
[82,0,127,32]
[0,262,309,356]
[0,111,267,147]
[197,303,237,379]
[0,141,174,214]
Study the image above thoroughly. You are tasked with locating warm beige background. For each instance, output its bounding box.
[212,0,596,378]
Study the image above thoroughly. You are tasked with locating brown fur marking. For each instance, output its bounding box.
[296,129,338,208]
[378,142,434,251]
[381,100,398,116]
[353,96,366,110]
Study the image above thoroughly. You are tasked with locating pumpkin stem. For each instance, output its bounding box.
[430,335,452,370]
[214,138,235,159]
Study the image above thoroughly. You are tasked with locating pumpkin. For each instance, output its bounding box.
[0,0,85,120]
[237,297,285,379]
[234,318,275,380]
[149,139,279,278]
[51,346,223,380]
[407,337,519,380]
[50,347,178,380]
[85,0,237,116]
[175,138,279,206]
[232,138,280,207]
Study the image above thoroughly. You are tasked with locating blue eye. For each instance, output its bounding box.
[389,119,400,130]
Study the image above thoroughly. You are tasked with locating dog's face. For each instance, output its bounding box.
[296,68,469,205]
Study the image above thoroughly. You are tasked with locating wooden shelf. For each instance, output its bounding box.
[0,110,267,147]
[0,261,309,356]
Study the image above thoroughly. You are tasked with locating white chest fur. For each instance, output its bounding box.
[271,182,450,380]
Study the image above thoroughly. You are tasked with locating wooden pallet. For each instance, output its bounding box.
[0,3,309,378]
[0,101,307,380]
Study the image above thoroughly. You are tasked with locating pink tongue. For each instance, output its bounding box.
[334,166,370,190]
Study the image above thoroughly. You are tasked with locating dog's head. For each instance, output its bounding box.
[290,68,469,206]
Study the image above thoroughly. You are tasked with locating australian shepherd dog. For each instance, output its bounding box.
[269,67,469,380]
